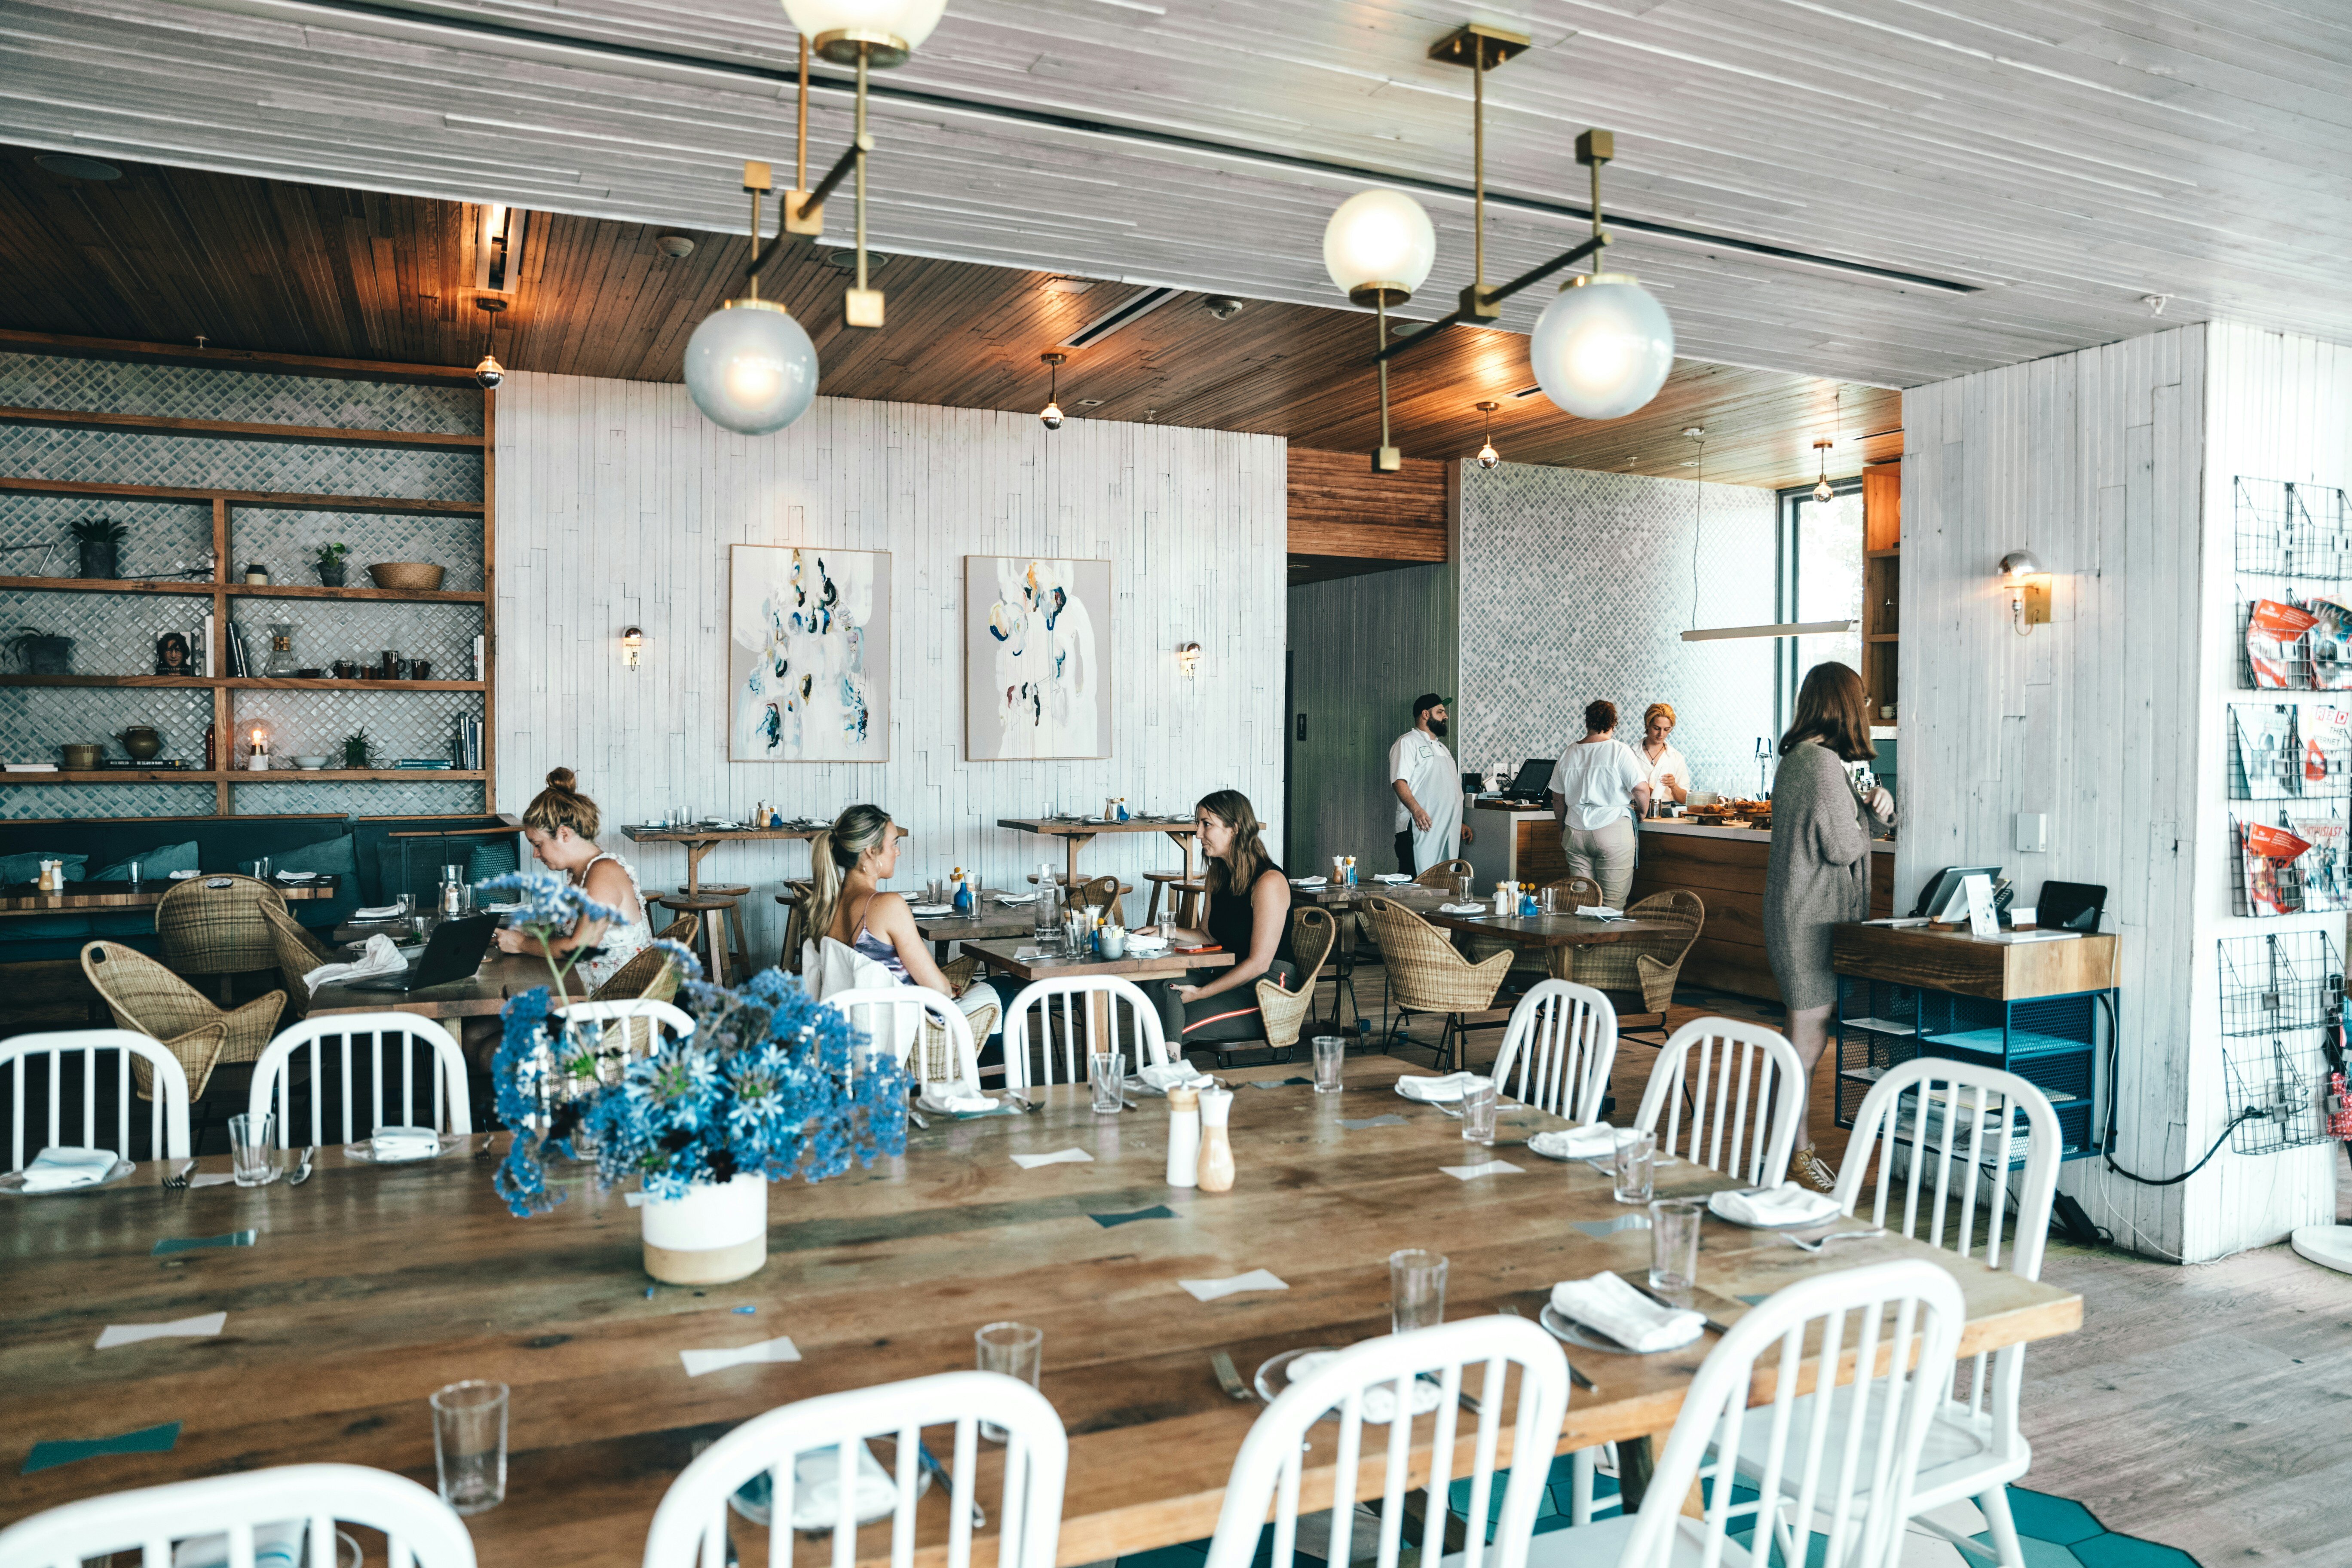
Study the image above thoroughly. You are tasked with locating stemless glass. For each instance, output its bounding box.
[430,1380,509,1515]
[1389,1248,1448,1333]
[1649,1199,1703,1294]
[1458,1077,1498,1145]
[1090,1050,1126,1113]
[1312,1035,1346,1093]
[125,859,143,888]
[1613,1129,1657,1204]
[1538,885,1559,915]
[976,1322,1044,1441]
[1454,873,1474,903]
[228,1112,276,1187]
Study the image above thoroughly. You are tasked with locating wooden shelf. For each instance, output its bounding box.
[0,575,214,597]
[1866,548,1901,559]
[0,328,483,388]
[2,770,213,783]
[0,477,484,516]
[1865,633,1900,643]
[0,576,482,604]
[0,405,483,451]
[3,769,486,784]
[0,675,485,691]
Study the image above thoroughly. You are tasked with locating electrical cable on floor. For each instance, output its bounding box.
[2095,992,2258,1187]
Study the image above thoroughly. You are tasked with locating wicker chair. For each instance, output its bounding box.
[1412,858,1474,890]
[157,874,289,1003]
[1067,874,1125,922]
[80,940,285,1104]
[1569,889,1705,1040]
[1201,906,1338,1070]
[260,902,339,1024]
[1362,896,1511,1072]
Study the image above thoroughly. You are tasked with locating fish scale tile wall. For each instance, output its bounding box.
[0,352,481,433]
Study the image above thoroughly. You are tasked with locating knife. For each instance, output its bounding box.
[1626,1278,1737,1336]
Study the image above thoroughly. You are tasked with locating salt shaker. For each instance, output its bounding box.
[1196,1084,1235,1193]
[1494,881,1513,917]
[1166,1084,1202,1188]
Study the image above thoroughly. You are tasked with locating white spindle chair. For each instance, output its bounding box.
[0,1461,475,1568]
[1526,1260,1965,1568]
[247,1014,472,1148]
[641,1370,1067,1568]
[1490,980,1618,1123]
[2,1028,193,1171]
[1201,1316,1569,1568]
[554,997,696,1062]
[824,985,981,1087]
[1632,1017,1803,1187]
[1001,975,1169,1089]
[1739,1060,2059,1567]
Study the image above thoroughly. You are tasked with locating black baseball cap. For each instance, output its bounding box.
[1412,693,1451,715]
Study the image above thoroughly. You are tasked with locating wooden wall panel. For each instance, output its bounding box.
[1862,464,1901,551]
[1285,449,1449,566]
[493,374,1287,957]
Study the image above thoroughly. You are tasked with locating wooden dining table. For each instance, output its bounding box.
[1,1057,2080,1568]
[0,876,343,915]
[996,815,1197,887]
[1423,907,1680,950]
[306,949,555,1019]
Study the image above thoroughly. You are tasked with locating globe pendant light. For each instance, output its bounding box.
[1530,272,1674,420]
[1811,438,1836,503]
[1322,189,1436,306]
[1038,351,1066,430]
[471,296,507,390]
[683,167,820,435]
[780,0,944,67]
[1473,400,1501,469]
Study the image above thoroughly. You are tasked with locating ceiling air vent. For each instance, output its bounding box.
[1058,286,1179,349]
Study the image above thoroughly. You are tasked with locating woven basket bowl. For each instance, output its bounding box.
[368,561,446,591]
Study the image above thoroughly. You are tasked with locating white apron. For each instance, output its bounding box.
[1393,729,1463,870]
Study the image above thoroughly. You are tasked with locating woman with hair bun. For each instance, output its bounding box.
[493,767,652,992]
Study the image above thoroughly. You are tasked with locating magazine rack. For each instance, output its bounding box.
[2236,477,2352,581]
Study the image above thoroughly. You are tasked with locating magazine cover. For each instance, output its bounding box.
[2306,705,2352,789]
[2288,810,2350,912]
[2309,596,2352,689]
[2232,703,2300,798]
[2239,818,2312,916]
[2248,598,2318,688]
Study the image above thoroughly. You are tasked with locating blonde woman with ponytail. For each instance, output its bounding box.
[797,804,999,1041]
[493,768,652,992]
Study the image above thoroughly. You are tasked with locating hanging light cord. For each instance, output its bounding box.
[1688,433,1706,628]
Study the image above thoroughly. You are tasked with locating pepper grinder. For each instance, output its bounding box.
[1165,1084,1201,1189]
[1196,1084,1235,1193]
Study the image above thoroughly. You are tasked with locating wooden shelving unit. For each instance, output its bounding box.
[1861,462,1901,723]
[0,333,496,818]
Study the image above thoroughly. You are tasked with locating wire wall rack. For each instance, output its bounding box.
[2217,929,2344,1036]
[2236,477,2352,580]
[2220,1029,2340,1156]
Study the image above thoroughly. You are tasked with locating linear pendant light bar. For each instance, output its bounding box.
[1679,619,1857,643]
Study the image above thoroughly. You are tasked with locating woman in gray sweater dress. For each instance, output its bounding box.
[1764,662,1895,1191]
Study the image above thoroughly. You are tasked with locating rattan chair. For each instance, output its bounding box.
[260,901,340,1024]
[1412,858,1474,889]
[80,941,285,1103]
[1203,905,1338,1069]
[1569,888,1704,1039]
[588,931,692,1054]
[1067,873,1125,922]
[1363,896,1511,1072]
[156,873,288,1002]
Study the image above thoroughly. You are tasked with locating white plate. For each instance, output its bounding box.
[0,1158,135,1194]
[1704,1190,1845,1230]
[1538,1303,1653,1357]
[1254,1345,1344,1404]
[345,1134,462,1163]
[908,904,954,916]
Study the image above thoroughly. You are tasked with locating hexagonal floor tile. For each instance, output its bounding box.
[2005,1487,2109,1546]
[2070,1534,2202,1568]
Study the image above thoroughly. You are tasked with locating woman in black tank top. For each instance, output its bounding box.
[1150,789,1297,1050]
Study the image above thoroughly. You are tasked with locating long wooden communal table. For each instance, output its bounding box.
[306,949,555,1019]
[0,876,343,915]
[2,1058,2079,1567]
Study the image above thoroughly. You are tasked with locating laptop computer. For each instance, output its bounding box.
[343,913,499,992]
[1503,756,1556,802]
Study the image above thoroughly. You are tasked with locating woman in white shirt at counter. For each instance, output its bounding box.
[1637,702,1691,806]
[1550,699,1652,908]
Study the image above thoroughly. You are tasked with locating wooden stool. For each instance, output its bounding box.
[1143,871,1207,928]
[774,882,811,973]
[680,884,754,984]
[653,894,739,987]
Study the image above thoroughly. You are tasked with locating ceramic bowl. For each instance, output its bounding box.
[293,755,329,770]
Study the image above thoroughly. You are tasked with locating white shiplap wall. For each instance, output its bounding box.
[1900,322,2346,1264]
[494,373,1287,958]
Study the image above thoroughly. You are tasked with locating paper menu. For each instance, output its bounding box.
[1962,873,1999,939]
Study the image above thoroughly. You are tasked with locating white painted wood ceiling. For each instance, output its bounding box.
[3,0,2347,388]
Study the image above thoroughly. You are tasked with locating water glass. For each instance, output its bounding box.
[227,1112,276,1187]
[976,1322,1044,1441]
[125,859,143,888]
[1090,1050,1126,1113]
[1458,1076,1498,1145]
[247,857,273,880]
[925,878,945,906]
[1454,873,1474,903]
[1389,1248,1448,1333]
[429,1380,509,1515]
[1312,1035,1346,1093]
[1613,1129,1657,1204]
[1537,885,1559,915]
[1649,1199,1703,1294]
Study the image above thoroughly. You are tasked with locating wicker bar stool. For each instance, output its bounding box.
[652,894,740,987]
[677,883,753,983]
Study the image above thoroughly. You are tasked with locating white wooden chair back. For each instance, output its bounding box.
[1841,1060,2059,1477]
[0,1461,475,1568]
[247,1014,473,1148]
[1634,1016,1803,1185]
[555,998,696,1061]
[1001,975,1169,1089]
[1,1029,192,1171]
[825,985,980,1087]
[1201,1316,1568,1568]
[1490,980,1617,1122]
[640,1370,1066,1568]
[1629,1261,1964,1568]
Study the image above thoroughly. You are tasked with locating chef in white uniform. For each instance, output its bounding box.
[1390,693,1468,874]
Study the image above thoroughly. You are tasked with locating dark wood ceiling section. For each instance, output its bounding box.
[0,147,1898,489]
[1287,448,1448,587]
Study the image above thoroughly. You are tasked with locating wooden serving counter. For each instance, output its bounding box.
[1629,820,1895,1001]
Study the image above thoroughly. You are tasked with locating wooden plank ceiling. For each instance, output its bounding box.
[0,146,1898,491]
[0,0,2344,390]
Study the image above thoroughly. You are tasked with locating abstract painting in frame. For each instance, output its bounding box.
[729,544,890,762]
[965,556,1112,760]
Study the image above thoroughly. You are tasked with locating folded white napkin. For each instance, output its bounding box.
[1124,935,1171,954]
[918,1087,998,1114]
[168,869,201,880]
[1395,1071,1482,1103]
[1010,1147,1093,1169]
[1179,1268,1289,1302]
[1528,1124,1643,1161]
[1550,1271,1705,1353]
[1136,1061,1214,1092]
[1440,1159,1524,1180]
[273,870,319,882]
[1286,1351,1443,1424]
[787,1436,900,1529]
[993,891,1040,905]
[1289,875,1328,887]
[1582,905,1625,919]
[680,1335,802,1377]
[303,933,407,994]
[367,1124,442,1161]
[908,904,953,916]
[1438,902,1488,914]
[19,1146,119,1191]
[97,1311,228,1350]
[1708,1182,1842,1228]
[351,903,404,921]
[1373,873,1413,884]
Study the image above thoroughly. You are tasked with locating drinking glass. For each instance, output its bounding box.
[430,1380,509,1515]
[1454,873,1474,903]
[1459,1077,1498,1145]
[1090,1050,1126,1113]
[1312,1035,1346,1093]
[1390,1248,1448,1333]
[125,859,142,888]
[926,878,945,906]
[1537,885,1559,915]
[247,857,273,880]
[976,1322,1044,1441]
[1649,1199,1703,1295]
[1613,1130,1657,1204]
[228,1112,276,1187]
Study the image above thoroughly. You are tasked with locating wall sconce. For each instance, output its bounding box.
[1176,641,1201,679]
[1999,550,2049,636]
[621,627,644,670]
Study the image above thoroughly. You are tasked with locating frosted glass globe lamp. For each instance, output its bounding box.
[1322,189,1437,306]
[1529,273,1674,420]
[683,300,819,435]
[781,0,945,65]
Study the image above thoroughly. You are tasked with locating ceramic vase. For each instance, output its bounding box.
[640,1172,769,1284]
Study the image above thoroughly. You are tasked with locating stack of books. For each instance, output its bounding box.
[394,758,453,770]
[450,713,484,770]
[3,762,60,772]
[102,759,190,770]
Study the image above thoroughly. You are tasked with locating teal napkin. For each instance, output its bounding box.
[23,1421,180,1473]
[1090,1205,1176,1228]
[152,1230,257,1256]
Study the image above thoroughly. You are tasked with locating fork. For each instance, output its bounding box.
[474,1133,501,1162]
[916,1440,986,1528]
[1431,1102,1465,1120]
[162,1161,193,1191]
[1210,1350,1255,1401]
[1785,1229,1880,1254]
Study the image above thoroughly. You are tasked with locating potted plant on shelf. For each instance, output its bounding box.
[482,872,906,1284]
[314,542,349,587]
[70,518,126,579]
[9,626,74,675]
[341,729,372,769]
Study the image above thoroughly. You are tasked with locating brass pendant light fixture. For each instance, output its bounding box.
[1811,439,1836,504]
[1038,352,1067,430]
[1474,400,1501,469]
[472,297,507,390]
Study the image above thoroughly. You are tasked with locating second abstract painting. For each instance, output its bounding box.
[730,544,891,762]
[965,555,1112,760]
